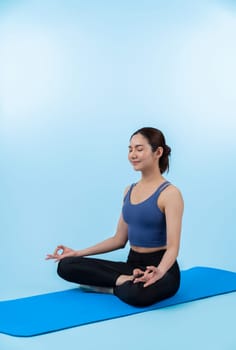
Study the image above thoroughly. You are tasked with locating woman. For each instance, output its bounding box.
[46,127,184,307]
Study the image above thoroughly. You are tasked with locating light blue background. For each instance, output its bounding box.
[0,0,236,349]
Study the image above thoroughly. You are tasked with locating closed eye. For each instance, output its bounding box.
[128,145,144,152]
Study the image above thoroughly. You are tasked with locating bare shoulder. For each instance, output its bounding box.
[166,184,183,197]
[123,185,131,197]
[160,184,184,206]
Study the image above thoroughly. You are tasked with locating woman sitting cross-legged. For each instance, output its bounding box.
[46,127,184,307]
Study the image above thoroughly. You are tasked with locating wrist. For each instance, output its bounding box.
[75,250,84,257]
[156,266,165,278]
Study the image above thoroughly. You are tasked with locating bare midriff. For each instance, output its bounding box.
[130,245,167,253]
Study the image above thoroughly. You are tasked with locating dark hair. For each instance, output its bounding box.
[130,127,171,174]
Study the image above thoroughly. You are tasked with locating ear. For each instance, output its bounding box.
[155,146,164,158]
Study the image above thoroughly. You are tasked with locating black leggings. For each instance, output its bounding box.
[57,249,180,307]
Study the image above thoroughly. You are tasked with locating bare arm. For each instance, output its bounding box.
[76,186,130,257]
[157,185,184,274]
[134,185,184,287]
[74,215,128,257]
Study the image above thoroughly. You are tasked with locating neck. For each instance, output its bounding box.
[140,168,164,184]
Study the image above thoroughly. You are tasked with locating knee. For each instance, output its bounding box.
[57,257,79,279]
[114,281,154,307]
[57,258,68,279]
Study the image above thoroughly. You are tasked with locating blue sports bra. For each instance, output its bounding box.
[122,181,170,248]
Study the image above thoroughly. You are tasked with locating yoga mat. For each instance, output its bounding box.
[1,266,236,337]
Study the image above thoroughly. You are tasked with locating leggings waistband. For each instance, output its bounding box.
[127,248,167,267]
[129,248,166,258]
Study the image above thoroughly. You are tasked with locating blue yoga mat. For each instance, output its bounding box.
[1,266,236,337]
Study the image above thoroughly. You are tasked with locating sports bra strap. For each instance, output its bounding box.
[157,181,171,194]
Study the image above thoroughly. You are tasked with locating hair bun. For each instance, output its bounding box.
[164,145,171,156]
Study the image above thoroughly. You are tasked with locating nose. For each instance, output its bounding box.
[129,149,137,159]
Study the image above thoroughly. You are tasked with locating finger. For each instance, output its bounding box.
[144,273,162,287]
[133,275,147,284]
[133,271,145,281]
[135,270,153,285]
[143,270,152,279]
[133,272,144,279]
[54,252,70,262]
[133,271,145,280]
[46,254,59,260]
[146,266,156,272]
[143,277,156,288]
[55,255,66,262]
[145,266,153,271]
[143,281,151,288]
[53,245,64,255]
[45,254,55,260]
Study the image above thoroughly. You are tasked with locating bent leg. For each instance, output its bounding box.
[57,256,134,287]
[114,262,180,307]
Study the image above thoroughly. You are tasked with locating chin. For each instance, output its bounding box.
[133,165,142,171]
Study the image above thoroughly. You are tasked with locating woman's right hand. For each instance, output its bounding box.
[45,245,77,262]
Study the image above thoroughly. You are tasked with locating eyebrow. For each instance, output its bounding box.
[128,144,144,149]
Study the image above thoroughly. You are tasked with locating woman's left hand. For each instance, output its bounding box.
[133,266,165,287]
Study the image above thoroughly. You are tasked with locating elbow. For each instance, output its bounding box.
[111,236,126,250]
[117,240,127,249]
[117,239,127,250]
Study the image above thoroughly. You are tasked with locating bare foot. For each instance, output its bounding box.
[116,274,134,286]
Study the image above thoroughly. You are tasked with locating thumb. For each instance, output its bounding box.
[133,268,144,277]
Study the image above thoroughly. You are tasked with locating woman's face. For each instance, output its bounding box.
[128,133,160,172]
